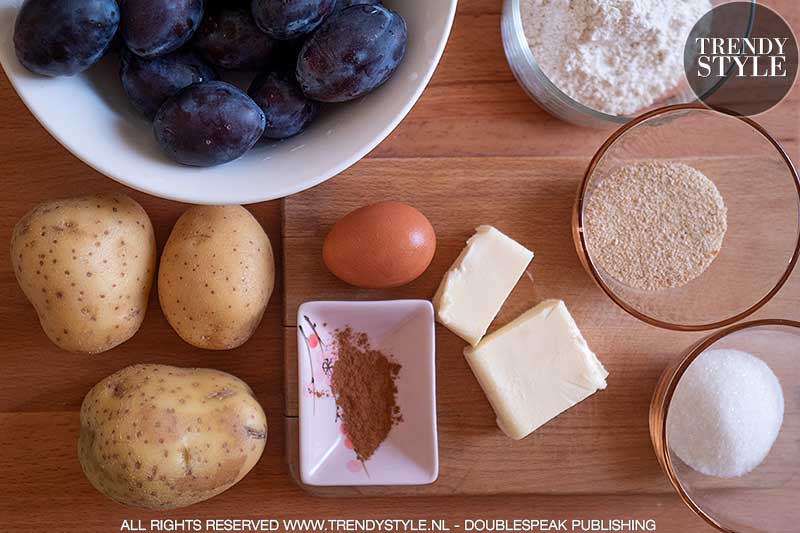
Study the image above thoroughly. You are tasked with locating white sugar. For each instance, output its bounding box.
[667,348,784,478]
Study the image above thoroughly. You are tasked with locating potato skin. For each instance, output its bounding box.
[79,364,268,510]
[158,205,274,350]
[10,194,156,353]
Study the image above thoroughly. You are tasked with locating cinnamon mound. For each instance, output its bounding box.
[330,327,402,462]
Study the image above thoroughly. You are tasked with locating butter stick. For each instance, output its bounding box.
[464,299,608,440]
[433,225,533,346]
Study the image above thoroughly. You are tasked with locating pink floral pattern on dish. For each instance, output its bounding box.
[299,315,338,408]
[300,316,364,474]
[297,300,438,486]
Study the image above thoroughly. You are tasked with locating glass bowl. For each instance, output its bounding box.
[650,320,800,533]
[573,104,800,331]
[500,0,741,127]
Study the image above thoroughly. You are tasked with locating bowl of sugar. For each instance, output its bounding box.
[573,104,800,331]
[651,319,800,533]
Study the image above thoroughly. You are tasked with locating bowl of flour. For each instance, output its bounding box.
[502,0,717,126]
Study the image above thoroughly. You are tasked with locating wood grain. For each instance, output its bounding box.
[282,158,800,497]
[1,0,797,530]
[369,0,799,163]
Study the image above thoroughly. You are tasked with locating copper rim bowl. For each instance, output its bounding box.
[573,104,800,331]
[649,319,800,532]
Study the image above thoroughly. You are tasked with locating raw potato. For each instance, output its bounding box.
[79,364,267,510]
[159,205,274,350]
[10,194,156,353]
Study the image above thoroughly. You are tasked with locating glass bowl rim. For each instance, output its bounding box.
[503,0,757,125]
[652,318,800,533]
[573,103,800,331]
[503,0,628,124]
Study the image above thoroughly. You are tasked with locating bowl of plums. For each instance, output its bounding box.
[0,0,457,203]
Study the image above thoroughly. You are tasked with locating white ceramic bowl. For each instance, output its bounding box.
[297,300,438,486]
[0,0,457,204]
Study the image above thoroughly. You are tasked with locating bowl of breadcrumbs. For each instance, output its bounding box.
[574,104,800,331]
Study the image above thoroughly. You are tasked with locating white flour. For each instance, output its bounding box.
[521,0,711,116]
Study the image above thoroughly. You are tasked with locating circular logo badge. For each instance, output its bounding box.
[684,2,798,117]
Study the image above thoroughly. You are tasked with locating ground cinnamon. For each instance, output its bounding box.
[330,326,402,462]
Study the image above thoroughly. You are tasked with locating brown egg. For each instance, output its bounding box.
[323,201,436,288]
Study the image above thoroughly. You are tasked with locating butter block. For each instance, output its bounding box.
[433,225,533,346]
[464,299,608,440]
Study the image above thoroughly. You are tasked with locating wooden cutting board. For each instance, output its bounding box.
[0,0,796,528]
[281,156,800,496]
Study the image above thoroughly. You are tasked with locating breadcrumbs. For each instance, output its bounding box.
[584,161,728,291]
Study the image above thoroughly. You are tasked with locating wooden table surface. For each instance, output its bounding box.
[1,1,797,531]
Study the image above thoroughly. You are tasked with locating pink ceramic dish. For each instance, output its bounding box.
[297,300,438,486]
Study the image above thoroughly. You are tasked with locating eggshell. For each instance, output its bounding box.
[323,201,436,288]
